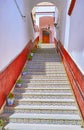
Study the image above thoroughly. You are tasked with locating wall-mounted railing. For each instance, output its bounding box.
[0,41,33,110]
[55,40,84,126]
[14,0,26,19]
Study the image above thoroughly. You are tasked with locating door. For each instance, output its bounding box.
[42,30,50,43]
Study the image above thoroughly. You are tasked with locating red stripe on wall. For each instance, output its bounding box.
[57,41,84,120]
[0,40,33,109]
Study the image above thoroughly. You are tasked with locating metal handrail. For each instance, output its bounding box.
[14,0,26,18]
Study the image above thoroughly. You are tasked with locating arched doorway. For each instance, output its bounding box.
[31,2,59,43]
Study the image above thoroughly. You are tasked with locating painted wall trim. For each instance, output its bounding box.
[56,41,84,121]
[0,40,33,110]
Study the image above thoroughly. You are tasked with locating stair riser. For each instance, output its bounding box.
[33,53,58,55]
[23,69,65,72]
[27,63,63,66]
[15,94,73,99]
[33,54,58,55]
[22,77,68,80]
[31,60,61,62]
[23,72,66,77]
[8,118,81,125]
[23,83,70,86]
[22,80,69,84]
[15,101,75,106]
[33,57,60,59]
[26,72,67,75]
[25,68,65,71]
[5,108,78,115]
[21,84,71,88]
[28,58,61,60]
[33,54,59,56]
[32,57,60,59]
[22,75,67,78]
[14,89,71,93]
[15,95,73,99]
[27,65,64,69]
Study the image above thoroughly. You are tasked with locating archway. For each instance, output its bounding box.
[31,2,59,43]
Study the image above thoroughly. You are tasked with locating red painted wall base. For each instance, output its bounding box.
[0,40,33,109]
[56,41,84,120]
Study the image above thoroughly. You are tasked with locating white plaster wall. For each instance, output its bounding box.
[29,0,67,11]
[59,0,68,44]
[36,6,55,12]
[0,0,73,72]
[0,0,33,71]
[68,0,84,74]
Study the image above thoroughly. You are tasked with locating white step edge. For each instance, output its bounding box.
[5,123,83,130]
[15,92,72,96]
[15,87,71,90]
[18,98,75,102]
[9,105,77,110]
[9,113,81,120]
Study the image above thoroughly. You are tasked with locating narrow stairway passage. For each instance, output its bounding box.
[1,44,83,130]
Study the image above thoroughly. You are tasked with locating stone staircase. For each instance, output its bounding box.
[1,44,83,130]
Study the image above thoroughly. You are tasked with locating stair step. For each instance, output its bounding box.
[15,92,73,99]
[25,72,67,75]
[26,68,65,71]
[5,123,83,130]
[32,56,60,59]
[22,73,67,77]
[23,82,70,87]
[26,71,66,74]
[33,57,60,59]
[27,65,64,68]
[15,98,75,106]
[27,62,63,65]
[22,84,71,88]
[26,67,65,70]
[22,77,68,81]
[14,87,71,93]
[5,105,78,114]
[22,80,69,84]
[5,113,81,125]
[31,60,61,62]
[22,75,67,79]
[24,69,65,72]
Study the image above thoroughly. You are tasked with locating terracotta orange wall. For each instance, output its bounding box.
[39,16,54,27]
[0,40,33,108]
[56,41,84,120]
[39,16,54,43]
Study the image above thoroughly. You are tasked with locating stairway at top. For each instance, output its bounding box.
[1,44,83,130]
